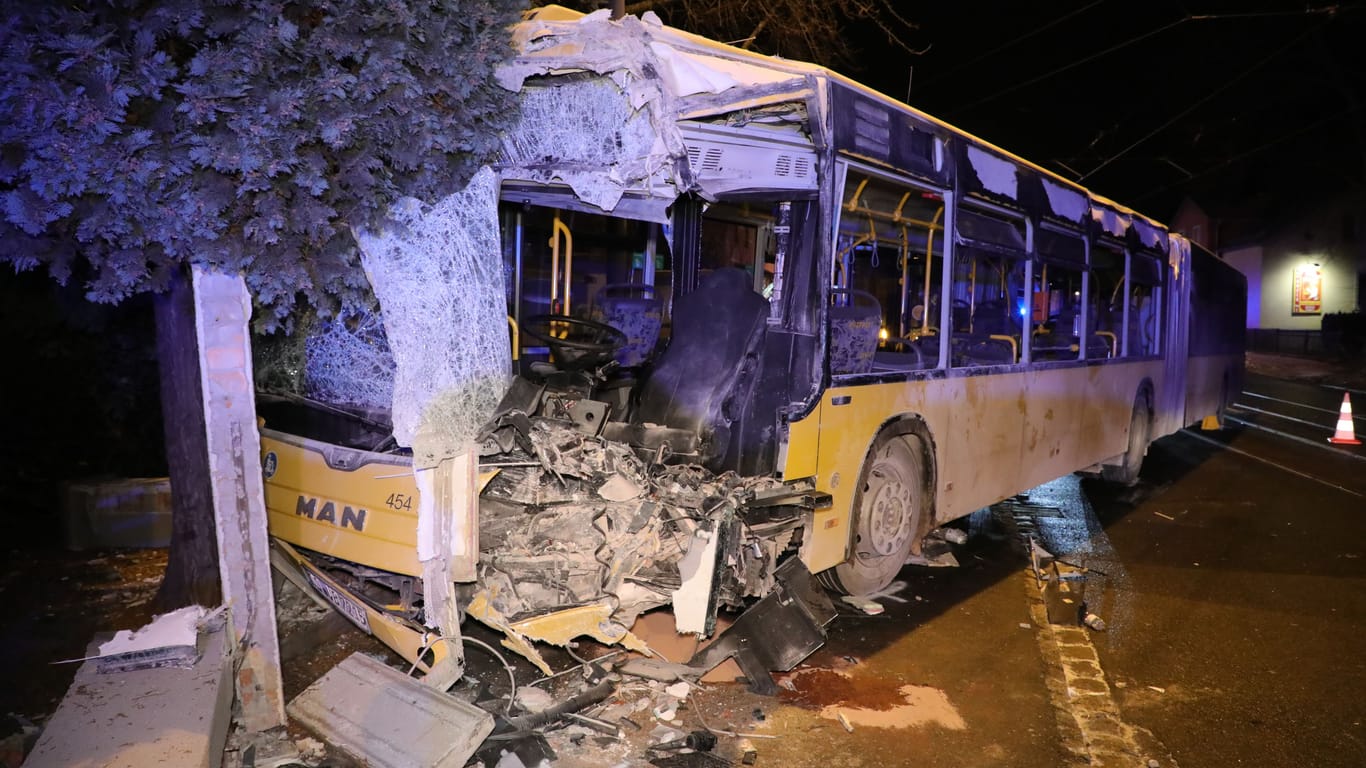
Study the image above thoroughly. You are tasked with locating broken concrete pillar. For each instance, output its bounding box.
[191,266,286,731]
[22,623,234,768]
[412,449,478,689]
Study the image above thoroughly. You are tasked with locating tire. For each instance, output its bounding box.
[1102,393,1150,486]
[818,433,925,596]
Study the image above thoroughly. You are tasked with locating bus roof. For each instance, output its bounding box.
[513,6,1172,242]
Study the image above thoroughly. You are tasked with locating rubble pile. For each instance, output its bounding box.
[472,416,812,650]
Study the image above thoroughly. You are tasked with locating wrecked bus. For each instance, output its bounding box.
[258,6,1246,689]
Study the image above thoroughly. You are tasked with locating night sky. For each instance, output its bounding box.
[844,1,1365,226]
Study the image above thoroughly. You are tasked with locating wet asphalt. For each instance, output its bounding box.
[688,374,1366,767]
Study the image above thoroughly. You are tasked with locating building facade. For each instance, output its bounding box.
[1173,196,1364,331]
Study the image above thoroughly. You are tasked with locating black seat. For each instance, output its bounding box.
[972,298,1022,337]
[828,289,881,375]
[627,268,768,466]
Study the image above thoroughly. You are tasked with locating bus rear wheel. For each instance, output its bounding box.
[818,433,925,596]
[1103,393,1150,486]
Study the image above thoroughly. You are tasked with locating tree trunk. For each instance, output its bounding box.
[153,266,222,610]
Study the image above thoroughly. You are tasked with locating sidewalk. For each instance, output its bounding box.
[1245,351,1366,392]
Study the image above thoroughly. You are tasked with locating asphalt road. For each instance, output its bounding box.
[1081,376,1366,768]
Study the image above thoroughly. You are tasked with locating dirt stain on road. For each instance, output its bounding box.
[780,667,967,730]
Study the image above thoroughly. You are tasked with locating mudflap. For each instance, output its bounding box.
[686,558,837,695]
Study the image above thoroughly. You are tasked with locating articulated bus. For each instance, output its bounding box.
[260,7,1246,677]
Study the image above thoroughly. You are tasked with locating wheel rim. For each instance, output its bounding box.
[865,467,913,557]
[822,434,925,597]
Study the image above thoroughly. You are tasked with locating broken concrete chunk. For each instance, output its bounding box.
[23,622,233,768]
[514,686,556,714]
[94,604,210,672]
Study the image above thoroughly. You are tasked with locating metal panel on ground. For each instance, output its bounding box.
[287,652,494,768]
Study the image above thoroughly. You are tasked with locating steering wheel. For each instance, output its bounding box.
[521,314,628,370]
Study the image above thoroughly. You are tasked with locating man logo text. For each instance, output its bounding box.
[295,496,367,532]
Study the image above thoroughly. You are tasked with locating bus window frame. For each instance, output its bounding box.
[949,198,1031,370]
[1126,248,1166,359]
[1031,221,1087,364]
[829,158,953,381]
[1087,238,1128,359]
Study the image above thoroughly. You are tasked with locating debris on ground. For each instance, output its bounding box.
[222,728,314,768]
[840,596,885,615]
[288,652,494,768]
[649,729,718,753]
[89,604,217,672]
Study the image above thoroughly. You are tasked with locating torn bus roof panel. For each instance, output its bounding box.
[497,6,818,213]
[504,8,812,102]
[1041,177,1089,224]
[1091,204,1133,239]
[679,121,819,199]
[966,145,1020,201]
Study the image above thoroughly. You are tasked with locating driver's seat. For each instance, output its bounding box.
[604,268,768,469]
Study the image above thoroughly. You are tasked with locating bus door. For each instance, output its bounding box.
[1156,235,1191,434]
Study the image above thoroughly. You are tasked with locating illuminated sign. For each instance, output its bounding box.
[1292,263,1322,315]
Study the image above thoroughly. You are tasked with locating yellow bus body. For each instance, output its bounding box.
[270,539,443,673]
[261,429,424,577]
[788,360,1165,572]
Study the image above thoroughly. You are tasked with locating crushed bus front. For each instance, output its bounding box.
[259,391,834,680]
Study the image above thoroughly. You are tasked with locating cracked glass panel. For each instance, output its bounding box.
[356,168,510,452]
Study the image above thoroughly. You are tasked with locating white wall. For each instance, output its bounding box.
[1221,198,1364,330]
[1223,245,1263,328]
[1257,248,1357,329]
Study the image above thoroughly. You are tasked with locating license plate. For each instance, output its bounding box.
[305,570,372,635]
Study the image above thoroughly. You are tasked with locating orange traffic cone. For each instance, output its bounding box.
[1328,392,1361,445]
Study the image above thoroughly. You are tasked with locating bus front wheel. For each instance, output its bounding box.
[1103,394,1150,486]
[819,433,925,596]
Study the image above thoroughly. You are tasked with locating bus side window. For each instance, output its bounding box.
[949,248,1025,366]
[1025,225,1087,362]
[834,168,946,374]
[950,205,1027,367]
[1090,245,1125,358]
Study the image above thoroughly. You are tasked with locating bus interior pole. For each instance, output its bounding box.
[923,206,943,337]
